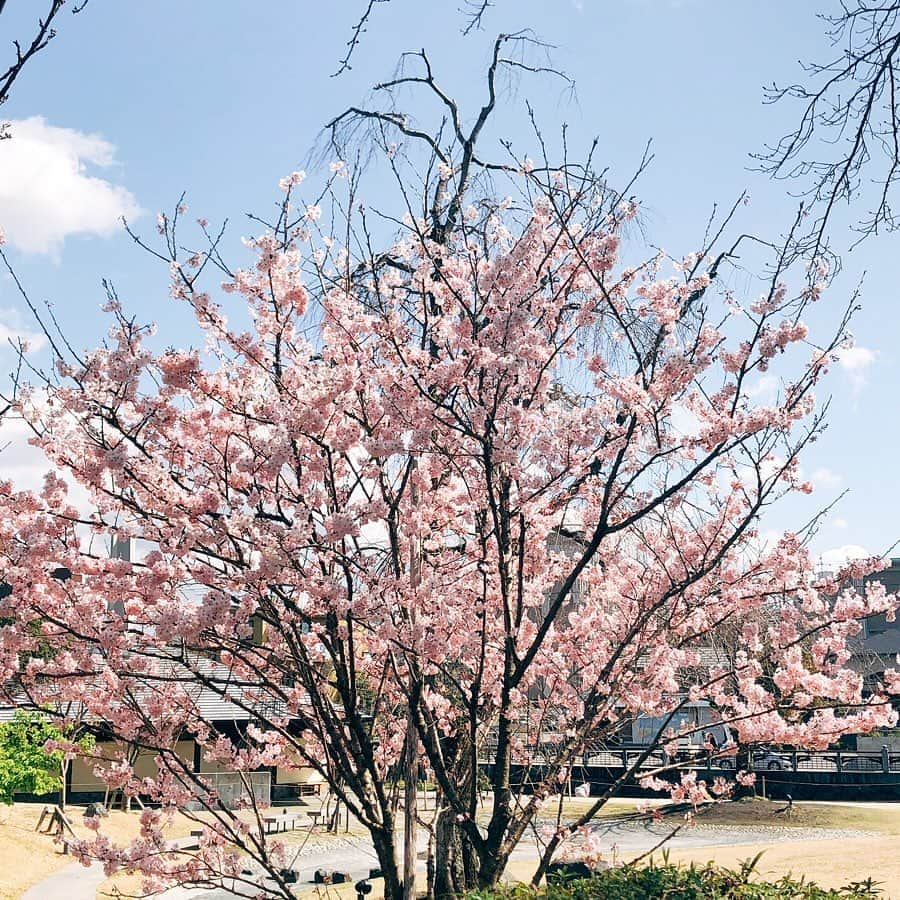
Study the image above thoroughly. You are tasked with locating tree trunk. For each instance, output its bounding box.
[372,827,404,900]
[434,809,480,897]
[59,759,67,811]
[403,711,418,899]
[426,823,435,900]
[475,841,507,890]
[434,807,461,898]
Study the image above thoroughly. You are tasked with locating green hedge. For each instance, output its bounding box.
[468,858,882,900]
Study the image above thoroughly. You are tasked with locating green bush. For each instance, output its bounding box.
[468,856,882,900]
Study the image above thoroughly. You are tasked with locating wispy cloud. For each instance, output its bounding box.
[836,344,878,392]
[0,306,47,353]
[747,373,778,402]
[811,466,842,490]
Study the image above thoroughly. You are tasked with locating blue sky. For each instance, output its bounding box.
[0,0,894,566]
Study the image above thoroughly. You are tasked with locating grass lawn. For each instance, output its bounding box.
[8,796,896,899]
[0,802,196,900]
[660,836,899,898]
[655,799,900,898]
[290,799,900,899]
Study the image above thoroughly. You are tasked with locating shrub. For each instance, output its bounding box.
[467,857,882,900]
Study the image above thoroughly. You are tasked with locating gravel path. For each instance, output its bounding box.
[159,820,874,898]
[553,819,873,857]
[22,818,874,899]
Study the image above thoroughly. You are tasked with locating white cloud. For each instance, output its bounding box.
[832,517,848,530]
[0,306,47,352]
[836,345,878,392]
[0,117,140,255]
[668,402,700,439]
[811,466,842,490]
[817,544,870,571]
[747,373,778,401]
[753,528,783,554]
[0,415,55,493]
[0,415,91,514]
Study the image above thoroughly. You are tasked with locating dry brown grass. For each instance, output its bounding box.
[0,803,72,900]
[688,797,900,833]
[660,836,900,899]
[646,799,900,899]
[0,801,197,900]
[11,797,894,899]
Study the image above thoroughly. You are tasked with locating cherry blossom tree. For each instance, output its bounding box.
[0,38,898,900]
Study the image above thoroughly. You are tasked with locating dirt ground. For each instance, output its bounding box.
[0,802,195,900]
[661,836,900,899]
[6,797,900,899]
[294,799,900,900]
[0,804,73,900]
[648,799,900,898]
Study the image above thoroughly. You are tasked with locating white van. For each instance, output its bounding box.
[626,701,732,751]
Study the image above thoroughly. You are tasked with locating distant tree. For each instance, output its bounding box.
[0,711,75,804]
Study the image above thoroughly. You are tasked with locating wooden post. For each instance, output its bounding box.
[35,805,50,832]
[59,758,68,811]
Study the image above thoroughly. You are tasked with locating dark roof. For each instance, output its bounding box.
[0,652,300,726]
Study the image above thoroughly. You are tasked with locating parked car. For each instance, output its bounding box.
[715,747,791,770]
[625,701,733,753]
[753,749,792,771]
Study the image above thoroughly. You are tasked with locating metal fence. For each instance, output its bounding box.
[579,746,900,774]
[479,741,900,774]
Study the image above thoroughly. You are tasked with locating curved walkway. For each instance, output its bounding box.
[21,858,106,900]
[22,817,872,899]
[22,836,199,900]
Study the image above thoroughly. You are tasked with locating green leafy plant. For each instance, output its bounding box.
[0,711,92,805]
[466,857,883,900]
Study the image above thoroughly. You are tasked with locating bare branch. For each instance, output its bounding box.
[758,2,900,252]
[332,0,391,77]
[0,0,87,120]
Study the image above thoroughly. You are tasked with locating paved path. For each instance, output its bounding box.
[21,836,197,900]
[21,858,107,900]
[22,817,872,899]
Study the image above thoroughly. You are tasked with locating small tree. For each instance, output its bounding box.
[0,711,67,804]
